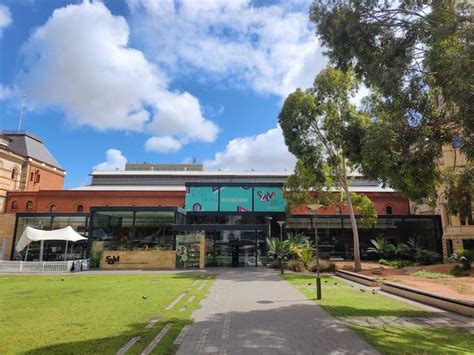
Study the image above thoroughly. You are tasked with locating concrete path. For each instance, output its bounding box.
[177,268,378,355]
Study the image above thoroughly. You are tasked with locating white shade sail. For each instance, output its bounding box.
[16,226,87,252]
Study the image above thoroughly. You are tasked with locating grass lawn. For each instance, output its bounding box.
[283,274,474,355]
[0,273,214,354]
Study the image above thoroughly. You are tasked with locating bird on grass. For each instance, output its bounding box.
[372,290,377,295]
[307,283,312,285]
[142,296,148,300]
[61,278,64,282]
[334,282,338,286]
[360,289,366,293]
[350,285,354,288]
[324,280,328,284]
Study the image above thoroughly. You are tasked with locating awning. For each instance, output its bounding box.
[16,226,87,252]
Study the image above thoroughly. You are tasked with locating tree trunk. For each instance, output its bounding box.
[344,185,362,271]
[341,158,362,271]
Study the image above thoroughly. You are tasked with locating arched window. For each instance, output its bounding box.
[335,206,341,215]
[11,201,18,210]
[76,205,84,213]
[11,167,18,180]
[49,204,57,212]
[26,201,33,210]
[385,205,393,215]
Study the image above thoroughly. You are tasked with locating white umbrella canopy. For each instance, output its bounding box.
[16,226,87,252]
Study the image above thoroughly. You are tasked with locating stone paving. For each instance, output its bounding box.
[176,268,378,355]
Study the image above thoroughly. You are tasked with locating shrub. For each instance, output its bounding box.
[286,259,305,272]
[378,259,390,266]
[308,259,335,273]
[390,259,414,268]
[452,249,474,271]
[411,270,453,279]
[367,237,396,259]
[416,250,442,265]
[449,264,471,277]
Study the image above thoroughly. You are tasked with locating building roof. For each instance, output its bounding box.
[0,131,63,170]
[90,170,292,177]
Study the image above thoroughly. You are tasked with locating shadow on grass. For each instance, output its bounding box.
[319,305,431,318]
[23,318,190,355]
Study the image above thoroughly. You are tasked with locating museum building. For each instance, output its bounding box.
[3,162,442,269]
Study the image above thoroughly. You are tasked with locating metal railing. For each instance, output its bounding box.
[0,259,89,273]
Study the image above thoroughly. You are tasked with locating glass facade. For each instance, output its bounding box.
[89,207,183,262]
[286,215,442,259]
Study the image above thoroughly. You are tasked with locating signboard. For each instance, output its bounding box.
[253,187,286,212]
[219,186,252,212]
[184,185,286,212]
[185,186,219,212]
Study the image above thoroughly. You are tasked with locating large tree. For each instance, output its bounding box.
[310,0,474,213]
[280,67,376,271]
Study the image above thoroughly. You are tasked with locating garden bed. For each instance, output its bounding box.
[342,262,474,301]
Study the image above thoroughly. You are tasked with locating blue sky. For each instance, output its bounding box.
[0,0,327,188]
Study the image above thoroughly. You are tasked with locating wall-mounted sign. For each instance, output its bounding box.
[219,186,252,212]
[185,186,219,211]
[254,187,286,212]
[185,185,286,212]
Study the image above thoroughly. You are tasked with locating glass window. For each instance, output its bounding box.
[76,205,84,213]
[26,201,33,210]
[11,201,18,210]
[14,216,52,260]
[49,204,57,212]
[386,205,393,215]
[91,211,134,252]
[133,211,174,251]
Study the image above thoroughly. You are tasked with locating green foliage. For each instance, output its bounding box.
[288,234,314,267]
[449,264,471,277]
[411,270,453,279]
[349,193,378,228]
[279,67,378,271]
[451,248,474,271]
[389,260,414,269]
[378,259,390,266]
[267,238,291,274]
[367,238,395,259]
[443,165,474,221]
[309,0,474,207]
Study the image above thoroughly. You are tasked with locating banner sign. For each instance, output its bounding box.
[219,186,252,212]
[185,185,286,212]
[185,186,219,212]
[253,187,286,212]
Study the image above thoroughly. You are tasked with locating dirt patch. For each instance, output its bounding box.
[338,262,474,301]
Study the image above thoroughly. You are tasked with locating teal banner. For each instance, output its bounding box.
[185,186,219,212]
[253,187,286,212]
[219,186,252,212]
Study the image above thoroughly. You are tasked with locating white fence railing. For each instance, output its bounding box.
[0,259,90,273]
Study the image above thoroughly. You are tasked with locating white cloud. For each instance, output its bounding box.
[127,0,327,97]
[0,84,17,100]
[93,149,127,171]
[0,5,12,34]
[19,1,218,150]
[145,136,182,153]
[204,125,296,172]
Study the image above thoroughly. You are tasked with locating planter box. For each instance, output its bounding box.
[335,269,379,287]
[381,281,474,317]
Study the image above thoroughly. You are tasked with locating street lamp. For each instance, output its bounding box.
[276,221,285,241]
[308,203,324,300]
[265,216,273,239]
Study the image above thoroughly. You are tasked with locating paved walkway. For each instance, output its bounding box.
[177,268,378,355]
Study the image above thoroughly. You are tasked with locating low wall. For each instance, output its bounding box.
[101,250,176,270]
[381,281,474,317]
[335,269,379,287]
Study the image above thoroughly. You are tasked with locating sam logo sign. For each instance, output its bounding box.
[105,256,120,264]
[256,191,276,202]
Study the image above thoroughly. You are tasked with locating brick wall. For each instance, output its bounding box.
[6,190,186,213]
[24,163,65,191]
[0,213,16,260]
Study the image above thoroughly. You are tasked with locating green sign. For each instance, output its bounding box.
[219,186,252,212]
[185,186,219,212]
[253,187,286,212]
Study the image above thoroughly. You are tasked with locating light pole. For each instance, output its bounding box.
[265,216,273,239]
[276,221,285,241]
[308,204,323,300]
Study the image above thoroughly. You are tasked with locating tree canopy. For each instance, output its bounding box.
[310,0,474,212]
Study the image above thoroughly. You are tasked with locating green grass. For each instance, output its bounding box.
[411,270,453,279]
[283,274,474,354]
[0,273,214,354]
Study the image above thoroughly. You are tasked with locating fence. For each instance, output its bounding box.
[0,259,90,273]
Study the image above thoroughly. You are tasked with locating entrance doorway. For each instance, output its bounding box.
[174,225,268,268]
